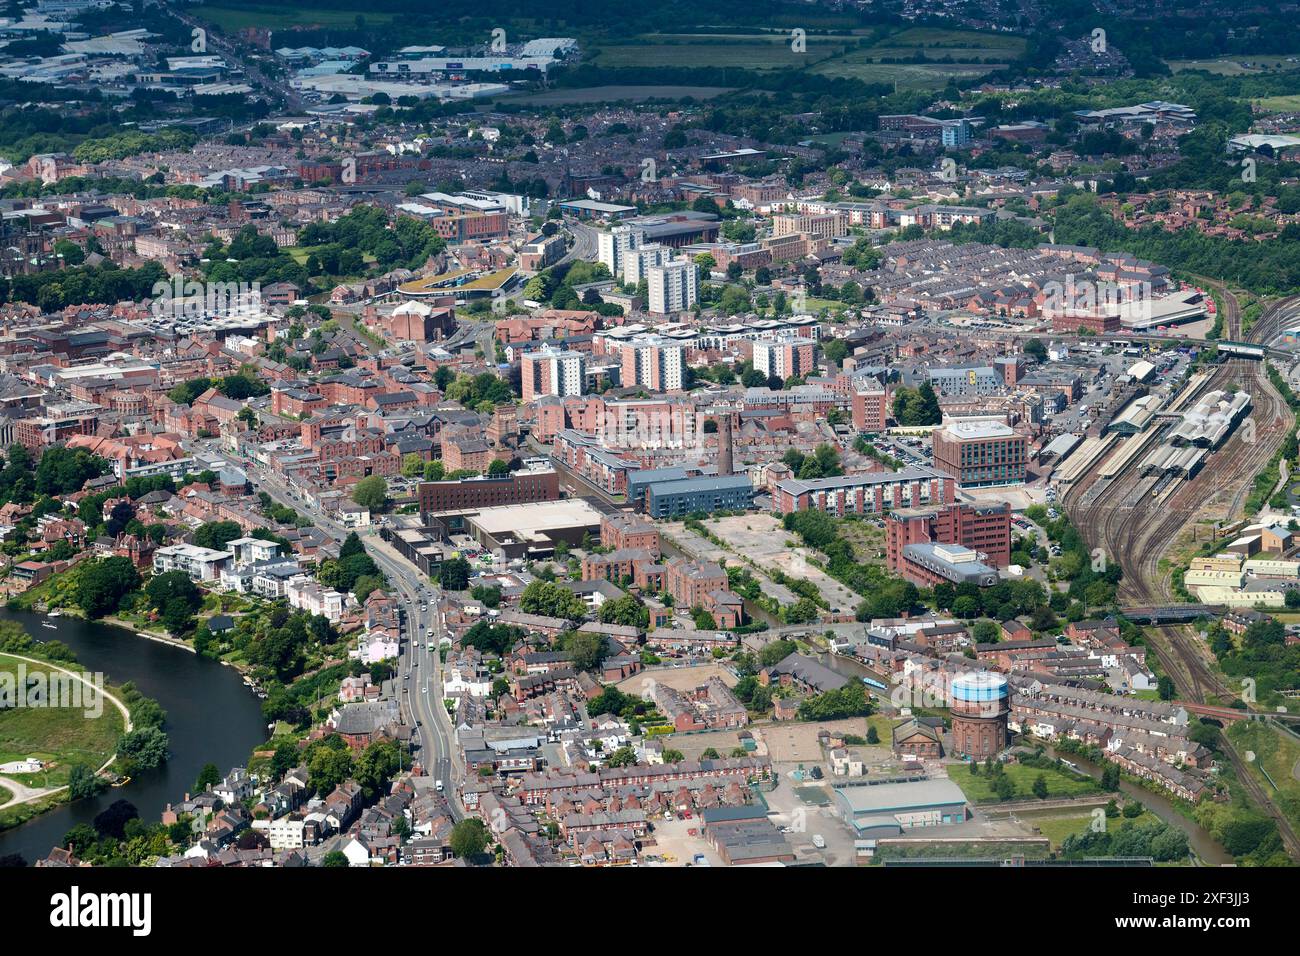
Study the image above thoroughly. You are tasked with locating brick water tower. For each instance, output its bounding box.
[950,672,1009,760]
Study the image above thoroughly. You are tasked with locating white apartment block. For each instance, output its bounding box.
[597,224,646,275]
[153,543,232,582]
[287,574,346,622]
[267,818,306,850]
[647,258,698,315]
[622,243,669,285]
[227,536,284,569]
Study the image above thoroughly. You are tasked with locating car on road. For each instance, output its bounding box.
[812,834,826,849]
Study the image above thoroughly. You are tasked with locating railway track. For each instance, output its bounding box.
[1068,287,1300,858]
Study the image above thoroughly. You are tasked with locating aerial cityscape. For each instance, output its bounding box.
[0,0,1298,909]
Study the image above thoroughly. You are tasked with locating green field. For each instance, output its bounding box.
[0,655,124,790]
[1254,94,1300,113]
[951,762,1102,804]
[192,4,395,30]
[868,26,1025,58]
[875,838,1051,862]
[592,26,1019,87]
[1167,55,1300,76]
[593,34,854,71]
[498,85,736,105]
[1027,809,1161,848]
[813,28,1022,88]
[1226,721,1300,831]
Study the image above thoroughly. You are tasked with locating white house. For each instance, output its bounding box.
[286,575,346,622]
[341,836,373,867]
[267,818,306,850]
[352,636,399,665]
[442,663,492,698]
[153,543,232,581]
[830,748,864,777]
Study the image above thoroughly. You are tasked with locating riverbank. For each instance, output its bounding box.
[101,616,196,654]
[0,608,266,863]
[0,646,134,829]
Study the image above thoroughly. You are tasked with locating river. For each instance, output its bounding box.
[0,609,266,865]
[817,650,1232,865]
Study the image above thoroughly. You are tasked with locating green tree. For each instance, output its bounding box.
[598,593,649,629]
[606,746,637,768]
[519,580,585,621]
[192,764,220,790]
[117,727,170,771]
[75,556,142,617]
[564,631,608,672]
[449,818,490,860]
[352,475,388,511]
[439,557,471,591]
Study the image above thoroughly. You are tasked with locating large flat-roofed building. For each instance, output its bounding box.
[898,542,999,588]
[931,420,1027,488]
[702,806,795,865]
[886,501,1012,570]
[928,365,1003,398]
[645,474,753,519]
[460,498,605,559]
[775,466,954,516]
[418,469,560,517]
[833,777,970,838]
[153,543,232,581]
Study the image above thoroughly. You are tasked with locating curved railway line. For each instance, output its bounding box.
[1067,288,1300,858]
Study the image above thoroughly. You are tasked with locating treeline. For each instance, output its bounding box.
[1052,194,1300,296]
[295,206,446,274]
[1,261,166,311]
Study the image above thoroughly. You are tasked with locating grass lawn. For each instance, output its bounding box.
[497,86,736,106]
[1029,809,1160,848]
[0,654,124,790]
[1225,721,1300,830]
[800,296,853,312]
[951,762,1102,804]
[0,784,10,803]
[1255,94,1300,112]
[864,713,896,746]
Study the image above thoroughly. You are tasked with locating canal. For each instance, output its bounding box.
[818,650,1232,865]
[0,609,266,864]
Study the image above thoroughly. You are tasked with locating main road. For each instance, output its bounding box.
[215,443,465,818]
